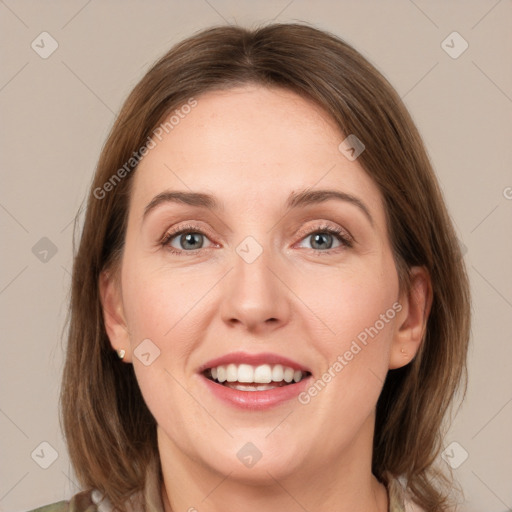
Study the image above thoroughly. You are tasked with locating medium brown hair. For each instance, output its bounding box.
[61,23,470,511]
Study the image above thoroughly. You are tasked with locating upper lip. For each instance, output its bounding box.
[198,351,312,374]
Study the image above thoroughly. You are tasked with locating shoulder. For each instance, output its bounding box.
[25,490,98,512]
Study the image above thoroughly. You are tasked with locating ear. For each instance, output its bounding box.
[99,269,132,363]
[389,266,432,370]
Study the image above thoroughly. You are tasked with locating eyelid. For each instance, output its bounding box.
[159,222,218,247]
[160,220,354,254]
[293,220,354,244]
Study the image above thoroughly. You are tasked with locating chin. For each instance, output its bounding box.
[201,436,305,484]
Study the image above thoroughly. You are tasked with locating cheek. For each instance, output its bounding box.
[294,253,399,407]
[120,261,205,438]
[121,255,210,344]
[292,252,399,348]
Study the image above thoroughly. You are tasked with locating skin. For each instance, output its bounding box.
[100,85,431,512]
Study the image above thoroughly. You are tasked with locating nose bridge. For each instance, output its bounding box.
[219,234,290,331]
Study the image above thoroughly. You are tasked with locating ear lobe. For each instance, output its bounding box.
[389,266,432,370]
[99,269,132,363]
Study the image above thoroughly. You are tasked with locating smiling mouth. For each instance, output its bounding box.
[203,364,312,392]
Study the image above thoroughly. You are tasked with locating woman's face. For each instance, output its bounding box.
[106,85,411,482]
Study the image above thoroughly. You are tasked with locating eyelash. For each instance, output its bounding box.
[159,223,354,256]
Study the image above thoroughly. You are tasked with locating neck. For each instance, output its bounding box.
[161,469,388,512]
[157,418,389,512]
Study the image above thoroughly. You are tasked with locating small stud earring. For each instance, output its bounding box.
[401,347,406,354]
[116,349,126,360]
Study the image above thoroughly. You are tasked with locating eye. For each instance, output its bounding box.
[160,223,214,254]
[296,224,353,253]
[160,222,353,256]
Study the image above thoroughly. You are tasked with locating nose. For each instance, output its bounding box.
[219,240,291,335]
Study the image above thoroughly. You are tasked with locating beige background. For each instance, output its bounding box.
[1,1,511,511]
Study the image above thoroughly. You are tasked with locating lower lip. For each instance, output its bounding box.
[200,374,312,410]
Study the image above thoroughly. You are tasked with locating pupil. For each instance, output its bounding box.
[181,233,202,249]
[312,233,332,250]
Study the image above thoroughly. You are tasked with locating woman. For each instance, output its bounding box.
[31,23,470,512]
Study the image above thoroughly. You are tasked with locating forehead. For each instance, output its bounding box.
[130,85,384,221]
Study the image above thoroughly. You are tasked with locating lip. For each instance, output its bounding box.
[197,351,312,411]
[199,372,313,410]
[198,351,311,374]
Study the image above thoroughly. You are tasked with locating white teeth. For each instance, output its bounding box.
[283,367,294,383]
[271,364,284,381]
[254,364,272,383]
[208,363,306,385]
[224,383,276,391]
[217,366,227,383]
[226,364,238,382]
[238,364,254,383]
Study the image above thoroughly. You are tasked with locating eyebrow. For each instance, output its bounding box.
[142,189,374,226]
